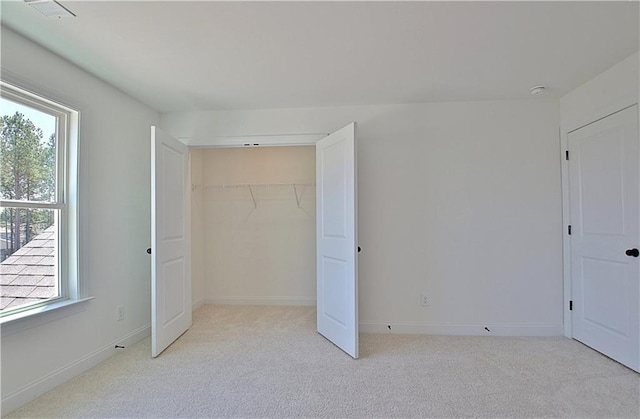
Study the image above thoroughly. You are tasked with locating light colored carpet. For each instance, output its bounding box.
[7,305,640,418]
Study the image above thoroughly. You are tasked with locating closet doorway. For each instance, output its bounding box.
[151,124,358,359]
[191,146,317,308]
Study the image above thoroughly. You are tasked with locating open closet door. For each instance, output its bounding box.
[316,122,358,359]
[151,126,192,357]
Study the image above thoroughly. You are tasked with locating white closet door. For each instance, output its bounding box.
[569,105,639,372]
[151,126,192,357]
[316,123,358,359]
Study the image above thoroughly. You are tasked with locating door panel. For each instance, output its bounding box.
[569,105,639,372]
[151,126,192,358]
[316,123,358,359]
[322,257,348,325]
[582,257,628,336]
[579,128,625,235]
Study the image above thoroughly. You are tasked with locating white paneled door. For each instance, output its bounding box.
[316,123,358,359]
[569,105,639,372]
[151,126,192,357]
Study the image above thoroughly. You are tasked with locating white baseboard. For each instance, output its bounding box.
[359,321,564,336]
[204,296,316,306]
[1,324,150,416]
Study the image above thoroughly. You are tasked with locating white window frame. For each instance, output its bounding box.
[0,81,91,334]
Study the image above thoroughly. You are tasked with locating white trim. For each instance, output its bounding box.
[1,297,93,335]
[0,200,65,210]
[359,321,564,336]
[0,79,87,326]
[1,323,150,416]
[560,126,572,338]
[204,297,316,306]
[561,94,638,135]
[567,103,639,134]
[182,133,327,148]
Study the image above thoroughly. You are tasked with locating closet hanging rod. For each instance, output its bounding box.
[199,182,315,189]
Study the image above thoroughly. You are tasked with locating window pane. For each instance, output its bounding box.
[0,207,59,313]
[0,98,57,202]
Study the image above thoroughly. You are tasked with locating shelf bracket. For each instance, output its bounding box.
[293,184,302,207]
[247,185,257,209]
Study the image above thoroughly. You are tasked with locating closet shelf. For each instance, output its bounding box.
[199,182,315,189]
[193,183,315,208]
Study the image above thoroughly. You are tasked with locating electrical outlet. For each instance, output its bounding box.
[117,305,124,322]
[421,294,429,307]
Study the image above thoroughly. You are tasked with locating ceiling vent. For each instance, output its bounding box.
[24,0,76,18]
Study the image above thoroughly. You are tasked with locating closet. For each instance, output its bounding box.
[151,123,358,358]
[190,146,317,307]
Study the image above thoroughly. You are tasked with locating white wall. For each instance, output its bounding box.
[1,27,159,414]
[191,149,205,309]
[195,147,316,306]
[559,52,639,336]
[561,52,639,133]
[162,98,563,335]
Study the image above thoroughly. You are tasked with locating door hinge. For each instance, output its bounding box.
[569,300,573,311]
[568,225,572,235]
[565,150,569,160]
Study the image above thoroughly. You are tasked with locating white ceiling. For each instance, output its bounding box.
[1,1,638,113]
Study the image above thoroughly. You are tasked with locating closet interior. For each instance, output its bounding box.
[190,146,317,306]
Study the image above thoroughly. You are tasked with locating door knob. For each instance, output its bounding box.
[146,248,152,255]
[625,248,639,257]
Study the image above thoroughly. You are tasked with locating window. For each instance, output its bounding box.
[0,81,82,322]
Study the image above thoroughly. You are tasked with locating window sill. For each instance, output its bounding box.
[1,297,94,336]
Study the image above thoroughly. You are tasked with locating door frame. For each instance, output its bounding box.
[182,133,328,148]
[182,133,328,316]
[560,99,639,338]
[176,130,359,359]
